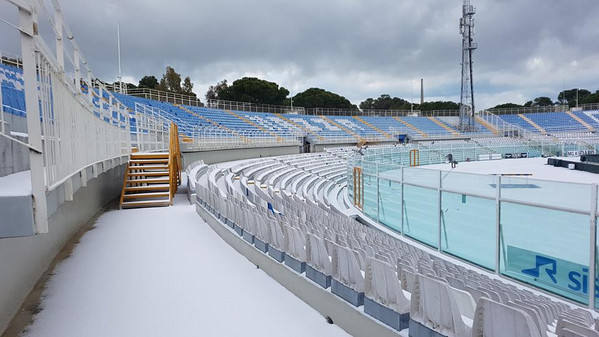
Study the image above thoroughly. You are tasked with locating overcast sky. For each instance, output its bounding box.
[3,0,599,109]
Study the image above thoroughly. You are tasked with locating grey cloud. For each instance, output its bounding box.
[7,0,599,109]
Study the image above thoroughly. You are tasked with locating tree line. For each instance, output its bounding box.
[115,66,196,98]
[116,68,599,110]
[492,89,599,109]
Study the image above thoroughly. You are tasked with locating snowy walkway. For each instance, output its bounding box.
[23,192,349,337]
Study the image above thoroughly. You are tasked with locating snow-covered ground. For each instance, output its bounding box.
[0,170,31,196]
[424,157,599,184]
[23,191,350,337]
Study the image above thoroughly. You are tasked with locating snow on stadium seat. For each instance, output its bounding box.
[409,273,474,337]
[331,242,365,307]
[284,224,306,273]
[364,257,411,331]
[558,329,588,337]
[241,208,257,244]
[472,297,542,337]
[508,301,552,337]
[267,218,286,262]
[556,316,599,337]
[305,233,332,288]
[398,265,416,293]
[253,212,271,253]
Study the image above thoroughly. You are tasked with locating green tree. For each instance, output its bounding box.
[492,103,522,109]
[532,96,554,106]
[182,76,196,97]
[205,79,228,101]
[160,66,182,93]
[138,75,159,89]
[219,77,289,105]
[293,88,356,109]
[557,88,591,107]
[581,91,599,105]
[418,101,459,111]
[359,94,410,110]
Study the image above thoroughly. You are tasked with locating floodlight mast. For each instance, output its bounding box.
[459,0,477,132]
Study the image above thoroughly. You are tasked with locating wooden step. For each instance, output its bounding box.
[130,159,169,165]
[127,165,169,171]
[121,199,171,208]
[125,184,170,192]
[125,177,170,184]
[127,171,170,177]
[131,153,169,160]
[123,192,170,199]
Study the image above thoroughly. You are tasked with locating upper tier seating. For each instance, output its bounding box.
[1,63,26,117]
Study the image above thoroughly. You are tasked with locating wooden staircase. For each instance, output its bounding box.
[120,122,181,209]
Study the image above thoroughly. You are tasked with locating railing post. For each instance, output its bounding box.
[20,4,48,233]
[438,170,442,252]
[496,176,502,274]
[589,184,597,308]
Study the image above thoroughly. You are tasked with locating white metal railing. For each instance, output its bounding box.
[206,99,305,114]
[3,0,143,233]
[124,87,204,107]
[132,103,170,152]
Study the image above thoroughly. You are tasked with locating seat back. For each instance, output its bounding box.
[472,297,542,337]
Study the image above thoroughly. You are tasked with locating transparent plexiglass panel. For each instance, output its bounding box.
[403,167,440,189]
[500,202,591,304]
[403,184,439,248]
[363,173,378,221]
[441,171,498,198]
[441,192,496,270]
[500,177,591,213]
[379,178,402,233]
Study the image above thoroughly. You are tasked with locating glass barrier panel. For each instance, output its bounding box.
[500,202,590,304]
[403,184,439,248]
[379,178,402,233]
[363,173,378,220]
[596,216,599,309]
[442,171,497,198]
[441,192,496,270]
[403,167,440,189]
[501,177,591,213]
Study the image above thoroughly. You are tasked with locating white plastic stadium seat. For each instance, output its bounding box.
[472,297,543,337]
[365,257,411,313]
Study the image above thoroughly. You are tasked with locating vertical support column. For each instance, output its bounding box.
[495,176,502,274]
[20,4,48,233]
[438,170,442,252]
[376,163,380,224]
[400,165,404,235]
[589,184,597,308]
[54,7,64,72]
[0,76,4,134]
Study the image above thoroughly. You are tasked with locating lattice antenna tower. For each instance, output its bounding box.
[459,0,478,131]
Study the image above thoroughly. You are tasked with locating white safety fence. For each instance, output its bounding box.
[2,0,170,234]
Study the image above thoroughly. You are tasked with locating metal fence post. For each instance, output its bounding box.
[495,175,501,274]
[589,184,597,308]
[20,4,48,233]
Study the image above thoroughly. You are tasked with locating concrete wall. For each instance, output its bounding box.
[0,163,126,334]
[0,134,30,178]
[182,145,300,168]
[311,141,396,153]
